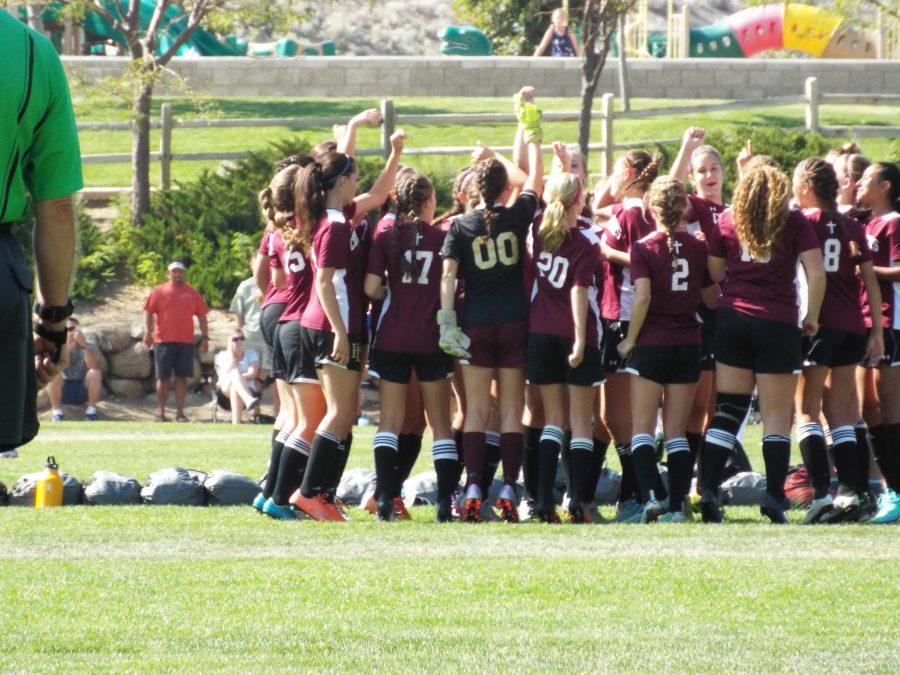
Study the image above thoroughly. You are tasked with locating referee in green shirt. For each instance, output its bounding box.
[1,10,81,449]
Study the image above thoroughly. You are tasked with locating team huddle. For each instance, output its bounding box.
[248,87,900,526]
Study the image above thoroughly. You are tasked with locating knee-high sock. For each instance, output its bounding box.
[396,433,423,496]
[432,438,459,504]
[462,432,486,489]
[630,434,660,503]
[586,437,609,504]
[499,432,524,486]
[272,436,311,505]
[300,431,341,498]
[373,431,399,502]
[763,434,792,503]
[665,437,692,513]
[479,431,501,496]
[568,437,594,504]
[538,426,564,506]
[616,444,639,503]
[263,428,289,498]
[798,422,830,499]
[522,426,542,500]
[701,393,752,499]
[324,433,352,498]
[854,420,871,496]
[827,425,857,495]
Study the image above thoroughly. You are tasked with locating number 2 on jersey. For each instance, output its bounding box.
[472,231,519,270]
[672,258,689,291]
[401,251,433,285]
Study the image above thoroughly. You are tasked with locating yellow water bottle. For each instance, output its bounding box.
[35,456,63,508]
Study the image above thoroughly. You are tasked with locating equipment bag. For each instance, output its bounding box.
[784,464,814,508]
[9,472,83,506]
[337,468,375,506]
[141,467,206,506]
[721,471,767,506]
[83,471,143,505]
[203,470,259,506]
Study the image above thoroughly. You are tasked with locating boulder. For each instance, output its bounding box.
[94,325,133,354]
[108,345,152,379]
[107,377,146,400]
[130,319,145,340]
[89,347,108,375]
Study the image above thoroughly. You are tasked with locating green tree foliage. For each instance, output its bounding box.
[451,0,565,56]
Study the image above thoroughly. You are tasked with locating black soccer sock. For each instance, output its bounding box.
[373,431,399,502]
[499,432,524,485]
[300,431,341,498]
[762,434,792,503]
[586,437,609,503]
[881,423,900,491]
[630,434,660,503]
[616,444,639,503]
[568,438,594,504]
[869,424,895,490]
[324,433,352,498]
[701,392,752,499]
[462,432,486,489]
[523,426,542,501]
[262,428,289,498]
[538,425,564,506]
[396,433,423,495]
[855,420,872,495]
[665,437,692,513]
[432,438,459,503]
[686,431,703,486]
[451,427,465,488]
[272,436,310,505]
[561,430,573,496]
[798,422,830,499]
[828,425,857,495]
[479,431,501,496]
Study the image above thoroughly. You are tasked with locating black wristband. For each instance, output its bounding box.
[35,323,68,363]
[33,299,75,324]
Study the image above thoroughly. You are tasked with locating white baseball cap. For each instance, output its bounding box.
[167,261,186,271]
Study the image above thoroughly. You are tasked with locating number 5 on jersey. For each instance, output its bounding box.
[472,231,519,269]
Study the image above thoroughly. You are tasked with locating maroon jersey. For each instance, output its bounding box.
[348,213,373,336]
[708,208,820,326]
[861,211,900,330]
[630,230,711,346]
[276,229,313,325]
[600,198,656,321]
[368,218,447,353]
[802,209,869,335]
[687,194,727,240]
[300,205,362,333]
[528,222,602,346]
[259,230,292,308]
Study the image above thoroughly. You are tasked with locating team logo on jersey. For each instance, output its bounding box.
[867,234,879,253]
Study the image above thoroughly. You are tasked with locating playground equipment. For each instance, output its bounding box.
[438,26,493,56]
[638,3,898,60]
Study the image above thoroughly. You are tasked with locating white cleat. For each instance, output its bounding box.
[802,494,834,524]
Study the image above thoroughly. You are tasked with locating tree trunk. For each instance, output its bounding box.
[578,50,601,160]
[131,75,154,225]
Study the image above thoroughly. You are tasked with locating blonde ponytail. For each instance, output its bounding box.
[540,173,582,252]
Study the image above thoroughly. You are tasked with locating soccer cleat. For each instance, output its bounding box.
[820,493,860,524]
[760,493,788,524]
[856,492,878,522]
[802,494,834,524]
[252,492,267,512]
[566,498,591,524]
[535,501,561,524]
[450,487,465,519]
[363,493,378,516]
[641,498,663,523]
[262,497,298,521]
[871,489,900,524]
[436,498,453,523]
[392,497,412,521]
[614,499,643,524]
[518,498,538,522]
[699,489,724,524]
[496,484,520,523]
[463,484,482,523]
[289,490,345,522]
[376,498,395,522]
[658,511,686,523]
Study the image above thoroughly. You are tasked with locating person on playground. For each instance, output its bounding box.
[48,318,103,422]
[1,10,80,450]
[365,172,458,522]
[856,162,900,524]
[616,177,717,523]
[142,261,209,422]
[792,158,883,524]
[534,7,581,57]
[700,162,826,524]
[439,86,544,522]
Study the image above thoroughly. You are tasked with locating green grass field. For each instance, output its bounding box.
[2,423,897,671]
[73,94,900,188]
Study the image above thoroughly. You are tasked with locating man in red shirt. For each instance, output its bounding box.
[142,262,209,421]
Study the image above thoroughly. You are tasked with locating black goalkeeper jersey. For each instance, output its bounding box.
[441,190,539,329]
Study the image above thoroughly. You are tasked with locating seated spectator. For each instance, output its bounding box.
[534,7,581,57]
[48,318,102,421]
[230,254,270,379]
[215,330,261,424]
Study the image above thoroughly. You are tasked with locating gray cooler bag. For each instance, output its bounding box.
[83,471,142,505]
[204,470,259,506]
[141,468,207,506]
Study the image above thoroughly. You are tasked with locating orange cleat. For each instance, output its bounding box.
[392,497,412,520]
[496,484,520,523]
[463,484,482,522]
[363,493,378,516]
[289,490,345,522]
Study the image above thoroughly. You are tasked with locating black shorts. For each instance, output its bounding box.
[300,327,363,372]
[803,328,868,368]
[869,328,900,368]
[699,305,717,372]
[625,344,701,385]
[0,228,38,449]
[367,349,454,384]
[715,307,802,375]
[62,379,89,405]
[275,321,318,384]
[154,342,194,379]
[260,302,286,351]
[526,333,605,387]
[601,318,628,373]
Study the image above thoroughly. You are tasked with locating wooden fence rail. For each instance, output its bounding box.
[77,77,899,189]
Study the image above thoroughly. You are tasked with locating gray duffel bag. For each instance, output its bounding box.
[83,471,143,505]
[721,471,767,505]
[141,468,207,506]
[9,472,83,506]
[204,470,259,506]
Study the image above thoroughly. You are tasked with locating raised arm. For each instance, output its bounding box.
[337,108,381,157]
[353,130,407,217]
[472,143,528,190]
[669,127,706,184]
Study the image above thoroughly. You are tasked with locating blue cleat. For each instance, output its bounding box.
[252,492,267,512]
[871,489,900,524]
[760,493,788,524]
[262,497,298,520]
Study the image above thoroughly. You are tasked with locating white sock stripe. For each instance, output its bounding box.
[373,432,399,450]
[665,437,690,454]
[831,425,856,445]
[630,434,655,451]
[285,435,305,451]
[275,430,290,443]
[763,434,791,443]
[432,440,459,460]
[540,426,565,442]
[616,444,631,456]
[316,431,341,444]
[797,423,824,441]
[705,428,736,450]
[570,438,594,452]
[485,431,501,446]
[854,419,867,430]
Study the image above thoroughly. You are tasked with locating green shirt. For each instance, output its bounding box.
[229,276,263,343]
[0,10,83,223]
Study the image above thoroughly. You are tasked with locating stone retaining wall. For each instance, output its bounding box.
[63,56,899,99]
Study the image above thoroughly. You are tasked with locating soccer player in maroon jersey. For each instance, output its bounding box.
[287,133,407,522]
[701,164,826,524]
[617,177,718,523]
[596,149,664,522]
[856,162,900,524]
[792,158,884,523]
[364,172,458,522]
[526,171,602,523]
[669,127,729,485]
[439,87,544,522]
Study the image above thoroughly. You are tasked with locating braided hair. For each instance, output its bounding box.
[474,158,508,237]
[644,177,688,268]
[259,163,304,248]
[392,172,434,280]
[623,150,663,193]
